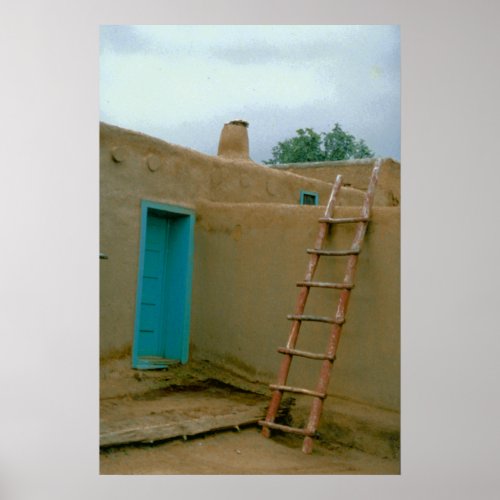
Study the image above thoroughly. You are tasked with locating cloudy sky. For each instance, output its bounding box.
[100,25,400,163]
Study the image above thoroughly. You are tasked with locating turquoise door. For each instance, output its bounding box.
[137,214,169,358]
[133,201,195,369]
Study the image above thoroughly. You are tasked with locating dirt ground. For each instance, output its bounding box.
[100,358,400,475]
[100,427,399,475]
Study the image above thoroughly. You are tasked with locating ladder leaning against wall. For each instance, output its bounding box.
[259,158,382,454]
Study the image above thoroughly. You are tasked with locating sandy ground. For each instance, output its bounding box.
[100,426,399,475]
[100,358,400,475]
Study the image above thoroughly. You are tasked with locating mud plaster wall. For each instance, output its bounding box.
[191,202,400,411]
[100,122,369,356]
[271,158,401,207]
[100,123,370,208]
[100,123,400,411]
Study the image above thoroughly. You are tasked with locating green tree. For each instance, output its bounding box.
[264,123,374,165]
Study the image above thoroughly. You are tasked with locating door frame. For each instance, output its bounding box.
[132,200,195,369]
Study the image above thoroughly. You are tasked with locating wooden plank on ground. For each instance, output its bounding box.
[100,405,267,447]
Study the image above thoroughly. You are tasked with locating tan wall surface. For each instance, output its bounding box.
[270,158,400,206]
[100,122,368,208]
[100,122,366,355]
[190,202,400,411]
[100,123,400,411]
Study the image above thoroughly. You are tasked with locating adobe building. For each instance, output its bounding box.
[100,120,400,431]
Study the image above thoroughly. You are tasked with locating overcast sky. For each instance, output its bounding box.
[100,25,400,163]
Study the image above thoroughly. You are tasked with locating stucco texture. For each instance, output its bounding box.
[191,202,400,411]
[271,158,400,207]
[100,122,400,411]
[100,122,365,356]
[100,123,371,208]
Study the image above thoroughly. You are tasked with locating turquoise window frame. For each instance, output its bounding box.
[300,190,319,206]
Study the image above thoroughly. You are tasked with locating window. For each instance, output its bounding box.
[300,191,319,206]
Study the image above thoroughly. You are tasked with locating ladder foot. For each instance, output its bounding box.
[261,427,272,438]
[302,436,314,454]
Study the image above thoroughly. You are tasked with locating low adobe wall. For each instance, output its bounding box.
[270,158,400,207]
[190,201,400,411]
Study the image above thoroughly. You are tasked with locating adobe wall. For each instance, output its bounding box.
[101,199,400,410]
[190,202,400,411]
[270,158,400,207]
[100,122,400,411]
[100,122,372,356]
[100,122,369,208]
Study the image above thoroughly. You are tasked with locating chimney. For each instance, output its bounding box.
[217,120,250,159]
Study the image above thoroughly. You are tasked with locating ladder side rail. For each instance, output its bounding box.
[361,158,382,219]
[302,322,343,453]
[337,158,382,319]
[261,175,344,438]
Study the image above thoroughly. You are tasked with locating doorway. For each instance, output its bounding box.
[132,201,195,369]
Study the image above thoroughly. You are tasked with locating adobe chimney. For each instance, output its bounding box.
[217,120,250,159]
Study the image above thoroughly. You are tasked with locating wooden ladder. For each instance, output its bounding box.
[259,159,382,454]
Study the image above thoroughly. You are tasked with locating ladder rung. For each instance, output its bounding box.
[258,420,314,436]
[269,384,327,399]
[287,314,345,324]
[307,248,360,256]
[296,281,354,290]
[318,216,369,224]
[278,347,335,361]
